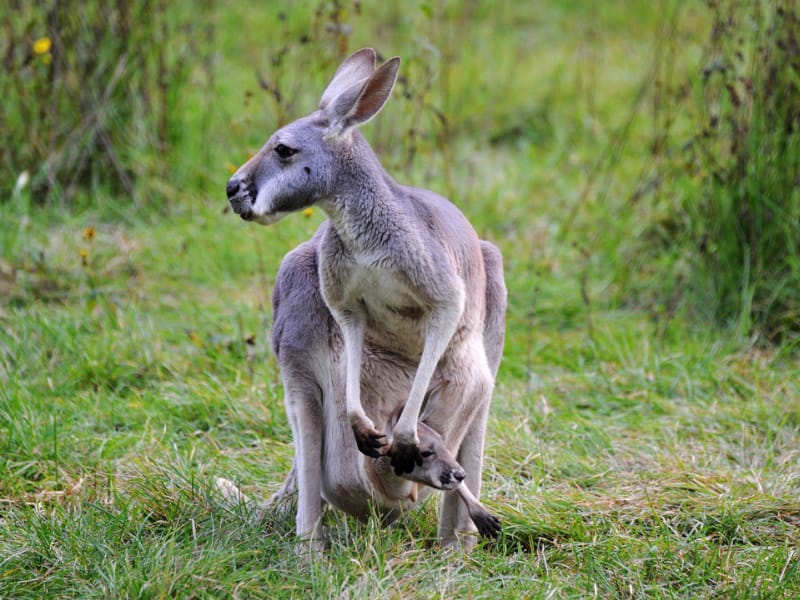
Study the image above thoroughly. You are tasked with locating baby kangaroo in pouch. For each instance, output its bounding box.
[226,48,507,549]
[375,382,502,539]
[216,383,501,540]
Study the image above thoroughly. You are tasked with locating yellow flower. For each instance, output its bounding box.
[187,329,204,348]
[33,37,52,55]
[83,226,96,241]
[79,248,89,266]
[303,207,314,218]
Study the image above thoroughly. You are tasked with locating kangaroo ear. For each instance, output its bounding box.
[323,56,400,136]
[420,380,450,422]
[319,48,377,110]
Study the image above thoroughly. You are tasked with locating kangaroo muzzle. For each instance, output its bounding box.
[226,175,255,220]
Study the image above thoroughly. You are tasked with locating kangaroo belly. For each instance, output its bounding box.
[319,451,428,519]
[325,259,431,359]
[319,461,433,520]
[318,351,429,519]
[319,469,374,519]
[362,303,426,359]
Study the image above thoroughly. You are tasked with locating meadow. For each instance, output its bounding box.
[1,1,799,597]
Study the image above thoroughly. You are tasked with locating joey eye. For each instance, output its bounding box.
[420,451,434,458]
[274,143,297,159]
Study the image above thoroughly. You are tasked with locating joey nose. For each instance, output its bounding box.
[453,468,466,483]
[226,178,240,199]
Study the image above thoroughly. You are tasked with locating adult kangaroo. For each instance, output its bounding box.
[226,48,507,549]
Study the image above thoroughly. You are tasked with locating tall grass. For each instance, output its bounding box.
[0,1,215,205]
[627,0,800,341]
[692,0,800,340]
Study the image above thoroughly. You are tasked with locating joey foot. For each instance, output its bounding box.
[351,419,387,458]
[387,439,423,475]
[471,509,502,539]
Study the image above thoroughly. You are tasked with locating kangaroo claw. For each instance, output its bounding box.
[352,422,387,458]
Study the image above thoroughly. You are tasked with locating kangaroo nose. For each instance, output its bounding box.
[226,178,240,199]
[453,468,465,483]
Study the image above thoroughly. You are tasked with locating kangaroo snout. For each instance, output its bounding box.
[439,465,465,489]
[226,176,255,220]
[225,178,240,198]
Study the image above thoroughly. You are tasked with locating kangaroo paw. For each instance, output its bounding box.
[352,421,387,458]
[387,440,423,475]
[215,477,250,506]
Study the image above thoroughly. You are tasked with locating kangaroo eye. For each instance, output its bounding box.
[274,143,297,159]
[420,451,434,458]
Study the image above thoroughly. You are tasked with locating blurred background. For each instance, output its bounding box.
[3,0,798,350]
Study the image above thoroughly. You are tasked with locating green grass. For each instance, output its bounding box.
[2,0,800,598]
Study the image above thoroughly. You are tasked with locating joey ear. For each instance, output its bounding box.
[323,57,400,136]
[319,48,377,111]
[420,380,450,422]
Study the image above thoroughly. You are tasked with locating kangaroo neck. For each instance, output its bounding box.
[320,135,406,253]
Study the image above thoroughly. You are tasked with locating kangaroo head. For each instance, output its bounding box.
[384,381,466,491]
[226,48,400,224]
[403,420,466,491]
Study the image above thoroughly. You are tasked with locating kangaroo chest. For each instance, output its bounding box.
[321,255,429,358]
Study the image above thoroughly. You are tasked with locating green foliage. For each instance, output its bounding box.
[629,0,800,340]
[691,0,800,339]
[2,0,800,597]
[0,1,215,205]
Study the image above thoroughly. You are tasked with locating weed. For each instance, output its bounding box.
[0,1,216,205]
[627,0,800,341]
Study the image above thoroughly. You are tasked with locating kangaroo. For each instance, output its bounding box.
[226,48,507,549]
[361,385,501,539]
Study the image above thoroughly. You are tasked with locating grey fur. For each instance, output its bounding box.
[226,48,507,550]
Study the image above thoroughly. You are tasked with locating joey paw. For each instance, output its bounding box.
[352,422,387,458]
[388,440,423,475]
